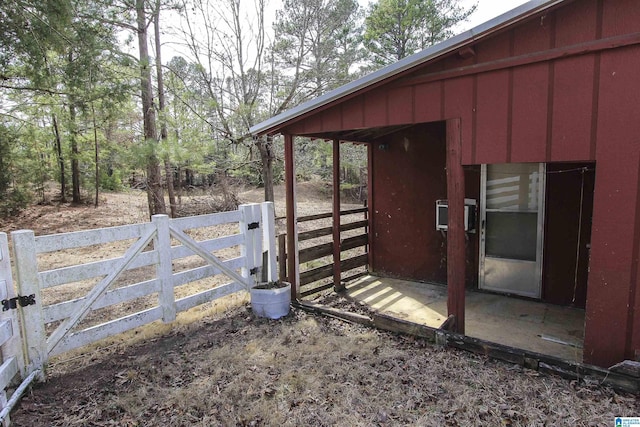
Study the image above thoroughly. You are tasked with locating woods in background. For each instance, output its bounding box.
[0,0,475,217]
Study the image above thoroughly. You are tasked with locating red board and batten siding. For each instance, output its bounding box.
[388,86,414,125]
[370,124,448,284]
[588,37,640,365]
[279,0,640,367]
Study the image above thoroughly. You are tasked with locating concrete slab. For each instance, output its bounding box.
[346,276,448,326]
[344,275,585,362]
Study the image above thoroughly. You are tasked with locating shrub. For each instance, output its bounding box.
[0,188,32,218]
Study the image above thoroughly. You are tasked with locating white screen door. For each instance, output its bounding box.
[479,163,545,298]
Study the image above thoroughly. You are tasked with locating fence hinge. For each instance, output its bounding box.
[247,222,260,230]
[2,294,36,311]
[250,267,259,276]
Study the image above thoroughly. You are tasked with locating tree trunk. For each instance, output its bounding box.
[176,165,182,206]
[164,160,176,215]
[91,101,99,208]
[174,127,182,206]
[136,0,165,216]
[154,3,176,217]
[69,102,81,204]
[185,168,193,187]
[52,114,67,202]
[257,136,275,202]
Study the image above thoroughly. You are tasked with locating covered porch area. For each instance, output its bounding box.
[251,0,640,369]
[344,275,585,362]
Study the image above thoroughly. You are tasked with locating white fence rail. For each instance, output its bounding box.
[9,202,275,384]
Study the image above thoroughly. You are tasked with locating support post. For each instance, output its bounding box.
[446,118,466,334]
[284,134,300,298]
[278,234,287,282]
[240,203,263,286]
[152,215,176,323]
[0,392,7,427]
[10,230,46,381]
[261,202,277,282]
[332,139,343,291]
[0,233,24,377]
[366,142,374,272]
[0,233,22,426]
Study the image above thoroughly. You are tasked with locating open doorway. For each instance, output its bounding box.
[477,162,595,308]
[542,163,595,308]
[461,162,594,360]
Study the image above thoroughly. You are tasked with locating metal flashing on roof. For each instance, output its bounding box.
[250,0,568,136]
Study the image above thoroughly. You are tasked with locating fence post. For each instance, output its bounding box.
[11,230,46,381]
[0,233,21,426]
[261,202,277,283]
[152,215,176,323]
[0,393,7,427]
[239,204,263,286]
[0,233,24,375]
[278,234,287,282]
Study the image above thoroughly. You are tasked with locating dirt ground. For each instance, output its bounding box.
[10,299,639,427]
[1,185,638,426]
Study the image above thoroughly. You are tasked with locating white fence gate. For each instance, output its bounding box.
[0,202,277,425]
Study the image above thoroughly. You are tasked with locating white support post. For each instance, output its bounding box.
[0,234,17,427]
[152,215,176,323]
[261,202,277,283]
[239,204,263,286]
[0,233,24,378]
[0,391,7,427]
[11,230,46,381]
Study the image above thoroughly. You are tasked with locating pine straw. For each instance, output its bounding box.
[11,298,638,427]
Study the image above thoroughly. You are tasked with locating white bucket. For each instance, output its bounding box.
[250,282,291,319]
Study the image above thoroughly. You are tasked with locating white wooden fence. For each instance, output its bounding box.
[0,233,26,426]
[0,202,276,424]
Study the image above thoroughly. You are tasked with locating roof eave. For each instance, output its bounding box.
[250,0,567,137]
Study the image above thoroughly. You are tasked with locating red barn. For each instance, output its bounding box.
[251,0,640,369]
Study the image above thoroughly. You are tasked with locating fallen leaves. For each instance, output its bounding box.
[9,301,640,427]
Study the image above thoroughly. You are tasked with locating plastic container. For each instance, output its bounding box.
[250,282,291,319]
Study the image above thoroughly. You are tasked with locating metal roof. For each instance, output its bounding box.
[250,0,568,136]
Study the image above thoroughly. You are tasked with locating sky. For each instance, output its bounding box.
[159,0,533,65]
[458,0,530,31]
[264,0,533,36]
[264,0,534,42]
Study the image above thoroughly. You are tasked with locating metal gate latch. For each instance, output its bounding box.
[247,222,260,230]
[2,294,36,311]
